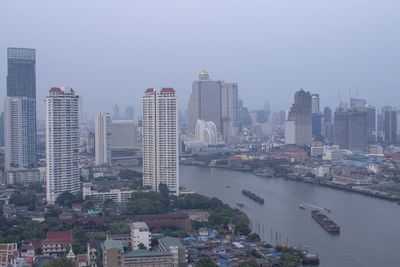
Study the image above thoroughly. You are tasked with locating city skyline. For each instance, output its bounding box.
[1,1,399,118]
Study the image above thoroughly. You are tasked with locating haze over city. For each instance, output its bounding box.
[1,0,400,118]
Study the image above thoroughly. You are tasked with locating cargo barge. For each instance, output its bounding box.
[241,190,264,204]
[311,210,340,233]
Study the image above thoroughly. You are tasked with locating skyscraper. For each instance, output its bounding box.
[366,105,376,143]
[311,94,320,114]
[113,105,120,120]
[4,97,36,169]
[5,48,36,170]
[334,108,367,151]
[195,120,217,146]
[125,106,135,120]
[45,87,79,204]
[221,82,238,143]
[188,71,222,132]
[142,88,178,195]
[383,108,397,143]
[95,113,111,165]
[285,89,312,146]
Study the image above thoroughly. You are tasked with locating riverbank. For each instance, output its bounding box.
[181,162,400,202]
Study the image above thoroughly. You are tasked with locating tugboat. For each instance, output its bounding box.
[236,201,244,207]
[226,185,231,188]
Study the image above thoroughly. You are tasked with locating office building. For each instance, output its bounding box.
[4,97,36,169]
[158,237,188,267]
[95,113,111,165]
[142,88,178,194]
[285,89,312,146]
[5,48,37,171]
[195,119,217,146]
[221,82,238,143]
[45,87,79,204]
[384,108,397,143]
[366,105,377,143]
[125,106,135,120]
[311,94,320,113]
[130,222,150,250]
[113,104,120,120]
[0,112,4,147]
[111,120,137,149]
[188,71,222,132]
[334,108,367,151]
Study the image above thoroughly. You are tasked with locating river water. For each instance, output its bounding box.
[180,165,400,267]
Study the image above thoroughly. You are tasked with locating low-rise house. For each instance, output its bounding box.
[41,231,74,256]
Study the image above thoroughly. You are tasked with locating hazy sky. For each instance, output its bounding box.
[1,0,399,119]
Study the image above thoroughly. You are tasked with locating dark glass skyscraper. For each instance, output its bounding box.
[7,48,36,98]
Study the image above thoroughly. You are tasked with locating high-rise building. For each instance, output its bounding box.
[125,106,135,120]
[4,97,36,169]
[188,71,222,132]
[285,89,312,146]
[334,108,367,151]
[221,82,238,143]
[195,119,217,146]
[383,108,397,143]
[366,105,377,143]
[312,113,322,141]
[95,113,111,165]
[311,94,320,114]
[45,87,79,204]
[5,48,37,171]
[111,120,137,149]
[112,105,120,120]
[0,112,4,147]
[142,88,178,194]
[323,107,332,123]
[350,98,367,110]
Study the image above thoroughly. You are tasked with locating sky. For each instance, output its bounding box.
[1,0,399,120]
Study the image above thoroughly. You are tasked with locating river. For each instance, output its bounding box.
[180,165,400,267]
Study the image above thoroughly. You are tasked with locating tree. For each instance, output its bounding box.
[56,191,83,208]
[72,226,88,254]
[248,233,261,242]
[42,258,73,267]
[239,259,259,267]
[28,181,44,193]
[159,183,170,209]
[196,257,218,267]
[138,243,146,250]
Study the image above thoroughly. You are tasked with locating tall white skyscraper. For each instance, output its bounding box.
[142,88,178,195]
[95,112,111,165]
[45,87,79,204]
[4,97,36,169]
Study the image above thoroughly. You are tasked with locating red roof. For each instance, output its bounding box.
[145,88,154,93]
[42,231,74,245]
[49,87,62,93]
[72,203,82,208]
[161,88,175,93]
[26,257,34,263]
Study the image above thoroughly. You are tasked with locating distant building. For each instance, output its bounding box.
[45,87,79,204]
[95,113,112,165]
[123,250,173,267]
[111,120,137,149]
[384,108,397,143]
[82,182,134,203]
[113,104,120,120]
[102,240,123,267]
[195,120,217,145]
[0,243,19,267]
[125,106,135,120]
[311,94,320,113]
[142,88,178,194]
[350,98,367,110]
[334,108,367,151]
[312,113,322,141]
[221,82,239,143]
[322,145,341,161]
[188,71,222,132]
[130,222,150,250]
[323,107,332,123]
[366,105,377,143]
[6,168,42,186]
[285,89,312,146]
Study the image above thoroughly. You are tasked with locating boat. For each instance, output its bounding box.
[298,204,306,209]
[324,208,331,213]
[311,210,340,233]
[226,185,231,188]
[236,201,244,207]
[241,190,264,204]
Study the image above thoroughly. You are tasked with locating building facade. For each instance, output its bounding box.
[188,71,222,132]
[130,222,150,250]
[384,108,397,143]
[334,108,367,151]
[5,48,37,172]
[285,89,312,146]
[45,87,79,204]
[95,113,111,165]
[142,88,178,194]
[111,120,137,149]
[195,120,217,146]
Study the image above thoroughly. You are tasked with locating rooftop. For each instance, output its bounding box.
[131,221,149,230]
[103,240,123,251]
[124,249,172,258]
[159,237,185,249]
